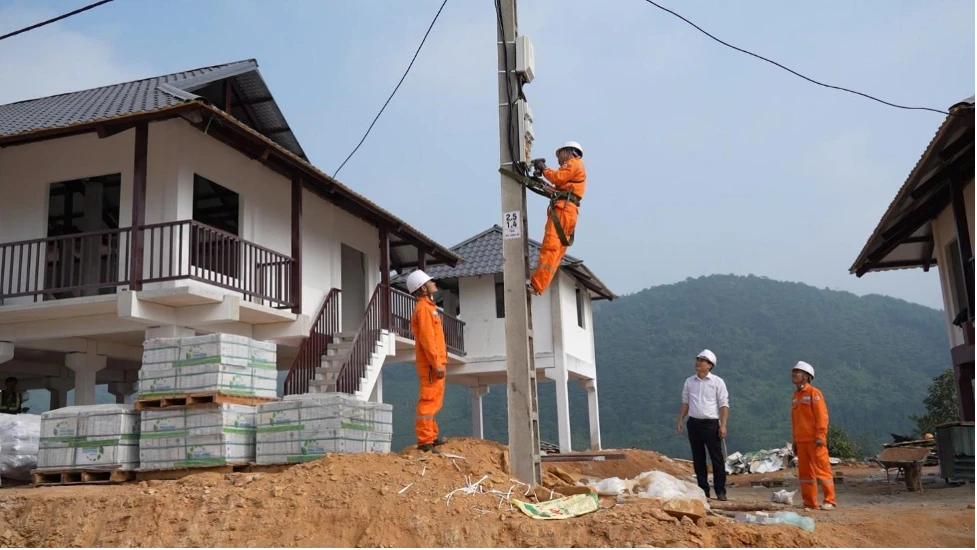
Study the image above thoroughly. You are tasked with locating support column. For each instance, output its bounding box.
[107,381,136,404]
[145,325,195,340]
[470,385,489,439]
[291,173,303,314]
[369,370,384,404]
[554,370,572,453]
[580,379,601,451]
[46,376,73,410]
[129,122,149,291]
[0,341,13,364]
[550,272,572,453]
[65,343,107,406]
[379,228,391,330]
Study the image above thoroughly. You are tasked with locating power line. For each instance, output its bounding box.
[0,0,116,42]
[642,0,952,116]
[333,0,449,178]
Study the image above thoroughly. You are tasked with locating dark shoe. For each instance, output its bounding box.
[526,283,540,296]
[433,437,448,446]
[715,494,728,501]
[417,444,441,454]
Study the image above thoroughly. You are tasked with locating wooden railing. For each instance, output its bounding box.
[284,288,341,396]
[0,227,131,302]
[0,220,296,309]
[336,284,385,395]
[390,287,466,356]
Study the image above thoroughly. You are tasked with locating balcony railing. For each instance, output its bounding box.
[0,220,296,309]
[390,287,466,356]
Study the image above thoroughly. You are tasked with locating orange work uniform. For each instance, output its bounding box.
[791,383,836,508]
[412,295,447,446]
[530,157,586,295]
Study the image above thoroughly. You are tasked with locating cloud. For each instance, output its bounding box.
[0,4,151,105]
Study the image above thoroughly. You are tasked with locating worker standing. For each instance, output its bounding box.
[676,349,729,501]
[791,361,837,510]
[407,270,448,453]
[528,141,586,296]
[0,376,24,414]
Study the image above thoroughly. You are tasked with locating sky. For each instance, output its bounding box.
[0,0,973,310]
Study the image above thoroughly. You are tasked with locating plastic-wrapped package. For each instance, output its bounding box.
[0,413,41,482]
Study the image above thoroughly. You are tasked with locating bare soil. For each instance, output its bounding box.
[0,439,972,547]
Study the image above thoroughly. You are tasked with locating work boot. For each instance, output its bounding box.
[715,494,728,502]
[417,443,441,454]
[433,437,448,447]
[526,282,540,296]
[820,503,836,511]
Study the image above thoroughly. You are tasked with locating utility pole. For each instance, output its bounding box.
[496,0,542,486]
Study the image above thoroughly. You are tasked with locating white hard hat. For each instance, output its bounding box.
[792,361,815,380]
[696,349,717,366]
[406,270,433,294]
[557,141,583,157]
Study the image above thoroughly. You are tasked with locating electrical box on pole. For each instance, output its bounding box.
[495,0,542,486]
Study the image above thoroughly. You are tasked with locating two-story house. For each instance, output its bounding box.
[850,95,974,422]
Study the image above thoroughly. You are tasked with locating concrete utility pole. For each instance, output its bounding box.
[496,0,542,486]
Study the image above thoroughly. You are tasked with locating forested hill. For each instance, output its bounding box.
[374,275,949,457]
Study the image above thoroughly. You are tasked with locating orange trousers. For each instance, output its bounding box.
[796,442,836,508]
[530,203,578,294]
[415,365,445,445]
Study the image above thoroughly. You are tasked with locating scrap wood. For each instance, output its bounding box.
[709,500,788,512]
[541,452,627,463]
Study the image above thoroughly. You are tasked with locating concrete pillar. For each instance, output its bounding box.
[369,370,383,403]
[0,341,14,364]
[65,345,107,406]
[145,325,195,340]
[580,379,601,451]
[107,381,136,404]
[46,375,74,410]
[554,370,572,453]
[470,385,489,438]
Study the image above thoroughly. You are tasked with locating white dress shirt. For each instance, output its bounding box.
[682,372,729,420]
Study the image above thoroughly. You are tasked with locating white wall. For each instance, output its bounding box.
[557,272,595,364]
[458,273,554,360]
[0,120,380,320]
[932,179,975,348]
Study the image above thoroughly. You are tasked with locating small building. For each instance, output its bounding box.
[850,96,974,421]
[392,225,615,452]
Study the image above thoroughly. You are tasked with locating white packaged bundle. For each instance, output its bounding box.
[256,394,393,464]
[139,404,256,470]
[0,413,41,481]
[37,405,139,471]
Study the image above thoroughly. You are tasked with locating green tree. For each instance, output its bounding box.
[909,368,959,436]
[826,425,861,459]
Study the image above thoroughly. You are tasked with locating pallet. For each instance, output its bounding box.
[32,468,135,486]
[248,463,296,474]
[134,392,278,410]
[135,463,252,481]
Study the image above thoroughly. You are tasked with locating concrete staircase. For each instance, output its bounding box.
[309,330,394,401]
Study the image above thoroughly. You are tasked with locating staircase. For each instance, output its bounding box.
[309,329,393,400]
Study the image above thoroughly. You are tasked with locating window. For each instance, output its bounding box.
[575,286,586,328]
[191,175,240,277]
[945,239,969,323]
[495,280,505,319]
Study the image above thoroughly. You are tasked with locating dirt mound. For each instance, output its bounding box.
[0,439,830,547]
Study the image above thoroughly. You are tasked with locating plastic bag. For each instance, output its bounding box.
[592,476,629,496]
[634,470,708,505]
[771,489,796,505]
[0,413,41,481]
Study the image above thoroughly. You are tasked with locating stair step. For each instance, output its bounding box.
[333,332,357,341]
[327,341,354,351]
[321,354,348,364]
[315,366,342,377]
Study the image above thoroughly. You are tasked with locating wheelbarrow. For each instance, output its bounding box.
[872,446,931,493]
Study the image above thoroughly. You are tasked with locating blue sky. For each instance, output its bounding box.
[1,0,973,309]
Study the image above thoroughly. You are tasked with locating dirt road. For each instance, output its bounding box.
[0,440,972,547]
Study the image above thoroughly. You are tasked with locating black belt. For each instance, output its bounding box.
[688,417,719,422]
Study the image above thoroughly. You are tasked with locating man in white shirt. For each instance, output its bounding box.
[676,349,730,500]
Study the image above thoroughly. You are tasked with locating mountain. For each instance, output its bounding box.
[381,274,949,458]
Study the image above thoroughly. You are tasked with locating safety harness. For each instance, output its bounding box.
[498,167,583,247]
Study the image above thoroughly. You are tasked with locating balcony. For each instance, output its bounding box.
[0,220,296,309]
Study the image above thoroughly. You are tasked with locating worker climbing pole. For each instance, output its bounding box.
[495,0,542,486]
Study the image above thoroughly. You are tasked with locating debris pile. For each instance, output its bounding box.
[0,413,40,484]
[726,444,795,474]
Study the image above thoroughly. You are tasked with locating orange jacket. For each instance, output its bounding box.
[791,384,829,443]
[543,157,586,200]
[411,296,447,369]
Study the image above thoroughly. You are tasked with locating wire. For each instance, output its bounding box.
[641,0,952,116]
[0,0,116,42]
[333,0,449,178]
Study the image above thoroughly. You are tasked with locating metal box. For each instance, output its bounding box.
[516,35,534,83]
[936,421,975,482]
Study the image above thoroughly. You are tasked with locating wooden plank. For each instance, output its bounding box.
[135,392,279,410]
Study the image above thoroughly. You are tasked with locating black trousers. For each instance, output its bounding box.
[687,417,726,497]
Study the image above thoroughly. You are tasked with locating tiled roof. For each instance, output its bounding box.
[0,59,306,159]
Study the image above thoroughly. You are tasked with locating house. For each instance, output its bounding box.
[391,226,615,452]
[0,59,464,409]
[850,95,974,421]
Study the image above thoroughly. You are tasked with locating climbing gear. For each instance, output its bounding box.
[558,141,583,157]
[697,349,717,366]
[407,270,433,294]
[792,361,815,380]
[497,167,582,247]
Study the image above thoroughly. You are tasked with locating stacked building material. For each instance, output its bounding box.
[36,405,140,472]
[139,404,256,470]
[138,334,277,399]
[256,394,393,464]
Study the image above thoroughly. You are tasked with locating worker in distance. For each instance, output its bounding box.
[406,270,449,453]
[528,141,586,296]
